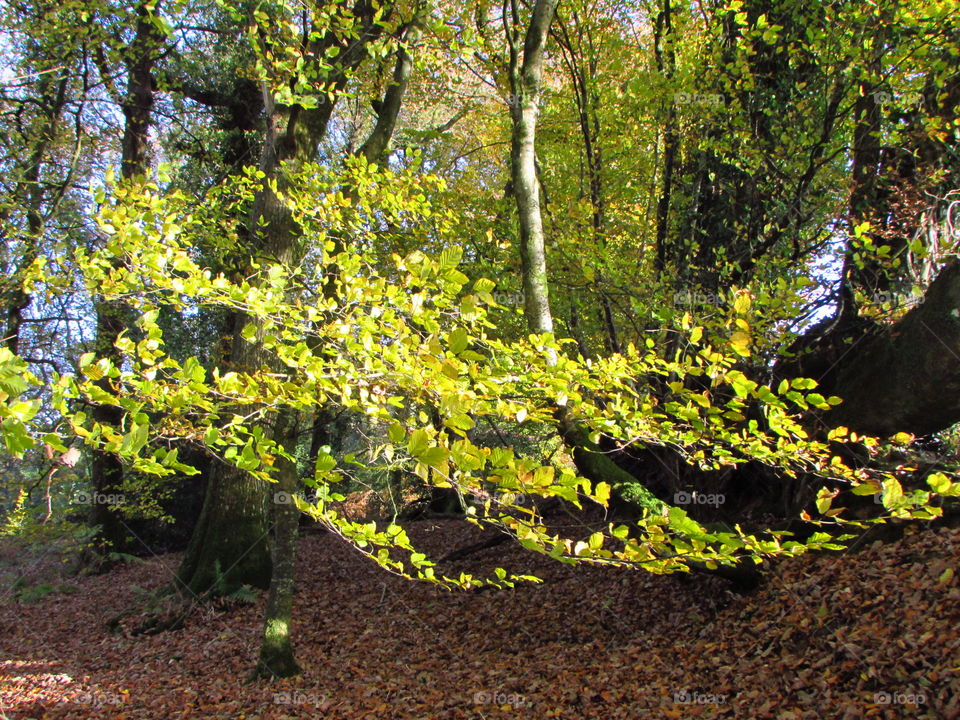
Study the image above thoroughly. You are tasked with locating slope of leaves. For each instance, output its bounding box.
[1,518,958,719]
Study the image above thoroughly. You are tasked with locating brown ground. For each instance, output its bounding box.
[1,518,958,719]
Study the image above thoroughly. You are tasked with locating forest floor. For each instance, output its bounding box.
[1,516,959,719]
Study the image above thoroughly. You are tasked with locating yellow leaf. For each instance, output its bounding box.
[730,330,751,357]
[733,292,752,314]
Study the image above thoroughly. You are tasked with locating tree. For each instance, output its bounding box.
[176,0,402,599]
[88,0,169,555]
[1,0,958,685]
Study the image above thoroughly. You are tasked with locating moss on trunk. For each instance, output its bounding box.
[176,460,271,596]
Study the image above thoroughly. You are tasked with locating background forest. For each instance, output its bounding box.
[1,0,959,716]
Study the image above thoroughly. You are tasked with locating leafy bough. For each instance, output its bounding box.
[25,168,957,588]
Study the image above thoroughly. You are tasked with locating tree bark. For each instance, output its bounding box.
[357,20,418,165]
[653,0,677,279]
[504,0,669,511]
[508,0,558,335]
[3,72,69,355]
[827,259,960,437]
[255,11,418,681]
[253,411,302,679]
[177,1,392,599]
[90,1,165,554]
[174,453,273,593]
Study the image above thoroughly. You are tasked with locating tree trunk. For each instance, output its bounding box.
[176,6,407,679]
[508,0,557,336]
[653,0,677,279]
[174,456,272,594]
[357,20,418,165]
[3,72,69,355]
[827,259,960,437]
[179,62,333,599]
[259,17,421,679]
[502,0,674,517]
[89,1,164,554]
[253,411,302,679]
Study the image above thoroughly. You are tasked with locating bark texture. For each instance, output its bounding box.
[90,1,165,553]
[828,260,960,437]
[508,0,558,335]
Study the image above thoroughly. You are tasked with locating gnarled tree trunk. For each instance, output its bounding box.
[827,259,960,437]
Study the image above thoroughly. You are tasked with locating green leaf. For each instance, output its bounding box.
[927,472,952,494]
[448,327,469,354]
[315,452,336,472]
[729,330,751,357]
[420,446,449,466]
[593,482,611,506]
[439,246,463,269]
[444,414,474,432]
[881,479,903,507]
[815,489,834,514]
[474,278,495,294]
[727,371,757,399]
[388,422,406,444]
[667,507,702,536]
[407,429,429,457]
[588,532,604,551]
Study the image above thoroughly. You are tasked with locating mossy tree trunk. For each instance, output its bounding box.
[176,3,389,599]
[506,0,557,338]
[176,3,413,677]
[251,13,419,679]
[90,0,165,555]
[253,411,302,679]
[175,457,273,594]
